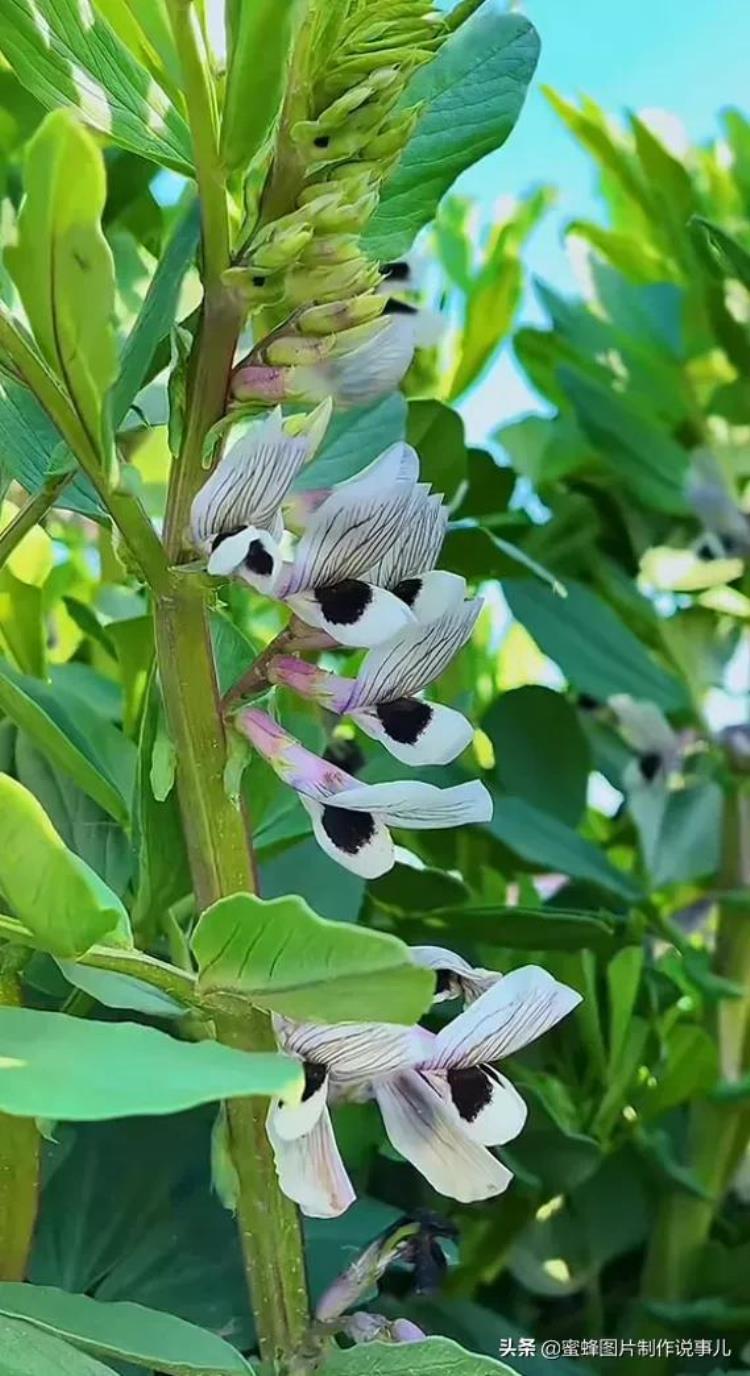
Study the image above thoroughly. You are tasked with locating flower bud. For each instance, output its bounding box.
[304,233,362,266]
[291,120,375,164]
[221,266,285,307]
[298,186,379,234]
[390,1318,427,1344]
[284,257,380,305]
[230,363,298,403]
[248,224,314,270]
[263,333,338,367]
[295,295,386,336]
[364,107,421,159]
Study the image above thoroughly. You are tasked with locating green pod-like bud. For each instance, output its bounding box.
[285,257,381,306]
[291,119,374,164]
[263,333,338,367]
[300,188,380,234]
[221,266,285,307]
[314,82,378,130]
[364,107,421,159]
[249,225,314,270]
[317,162,381,196]
[221,0,302,174]
[295,294,387,336]
[303,233,362,265]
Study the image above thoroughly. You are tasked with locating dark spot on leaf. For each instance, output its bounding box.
[377,697,432,745]
[314,135,331,149]
[252,275,266,287]
[321,805,375,856]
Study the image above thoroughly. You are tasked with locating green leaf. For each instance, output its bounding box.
[0,1007,301,1119]
[221,0,300,172]
[0,1315,118,1376]
[443,527,562,592]
[365,9,540,260]
[691,217,750,290]
[112,198,200,427]
[558,370,688,514]
[639,1025,718,1118]
[647,782,723,889]
[386,904,618,954]
[131,673,190,930]
[504,578,686,709]
[7,110,117,457]
[606,946,643,1073]
[0,659,135,825]
[488,793,639,900]
[0,1285,252,1376]
[406,400,467,498]
[0,0,192,172]
[483,686,590,825]
[0,375,105,519]
[296,394,407,491]
[191,892,435,1024]
[56,962,185,1019]
[497,413,589,486]
[320,1337,516,1375]
[0,774,131,958]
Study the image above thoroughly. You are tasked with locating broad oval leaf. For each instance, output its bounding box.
[295,394,407,492]
[0,775,131,958]
[0,660,135,825]
[0,375,105,520]
[0,1315,118,1376]
[7,110,117,458]
[365,8,540,261]
[489,793,640,901]
[320,1337,517,1375]
[0,0,192,172]
[483,686,591,826]
[0,1284,252,1376]
[0,1007,301,1119]
[504,578,686,709]
[56,963,185,1018]
[191,892,435,1024]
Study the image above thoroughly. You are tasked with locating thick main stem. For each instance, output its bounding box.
[641,783,750,1304]
[0,963,39,1281]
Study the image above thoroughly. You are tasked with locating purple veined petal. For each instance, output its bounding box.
[236,709,355,801]
[278,483,418,595]
[433,1065,528,1146]
[367,491,447,588]
[347,601,482,708]
[285,583,416,649]
[410,946,502,1005]
[302,797,396,878]
[339,441,420,500]
[431,966,582,1070]
[190,407,309,546]
[352,701,474,766]
[206,526,282,595]
[374,1071,514,1203]
[397,570,468,624]
[274,1014,432,1084]
[266,1103,356,1218]
[269,1066,329,1141]
[332,778,493,830]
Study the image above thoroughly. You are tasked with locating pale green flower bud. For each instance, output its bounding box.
[221,266,285,307]
[303,233,362,265]
[297,186,379,234]
[263,333,338,367]
[285,257,380,305]
[249,224,314,270]
[295,295,386,336]
[364,107,421,159]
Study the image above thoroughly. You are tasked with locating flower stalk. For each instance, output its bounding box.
[0,955,39,1281]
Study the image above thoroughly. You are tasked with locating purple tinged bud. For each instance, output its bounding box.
[346,1312,390,1344]
[390,1318,428,1344]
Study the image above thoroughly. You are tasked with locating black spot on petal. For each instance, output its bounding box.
[434,969,455,996]
[638,751,662,782]
[392,577,422,608]
[315,580,372,626]
[321,805,376,856]
[384,297,418,316]
[381,261,411,282]
[245,539,274,576]
[377,697,432,745]
[447,1066,493,1124]
[301,1061,327,1101]
[211,527,243,552]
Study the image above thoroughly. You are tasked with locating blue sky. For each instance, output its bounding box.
[455,0,750,439]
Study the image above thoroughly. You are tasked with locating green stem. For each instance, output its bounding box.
[0,961,39,1281]
[446,0,487,31]
[0,475,71,570]
[0,307,169,593]
[641,783,750,1303]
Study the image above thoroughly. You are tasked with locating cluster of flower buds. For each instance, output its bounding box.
[228,2,445,405]
[265,952,580,1218]
[190,405,492,877]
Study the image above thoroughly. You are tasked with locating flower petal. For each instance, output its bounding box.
[374,1071,513,1203]
[302,797,395,878]
[236,709,355,801]
[395,570,468,624]
[333,779,493,830]
[440,1066,527,1145]
[266,1104,355,1218]
[190,408,309,545]
[348,601,482,708]
[367,492,447,588]
[286,583,415,648]
[279,483,417,594]
[410,946,502,1005]
[325,315,416,408]
[274,1015,430,1083]
[432,965,582,1069]
[206,526,282,594]
[353,701,474,766]
[270,1063,328,1140]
